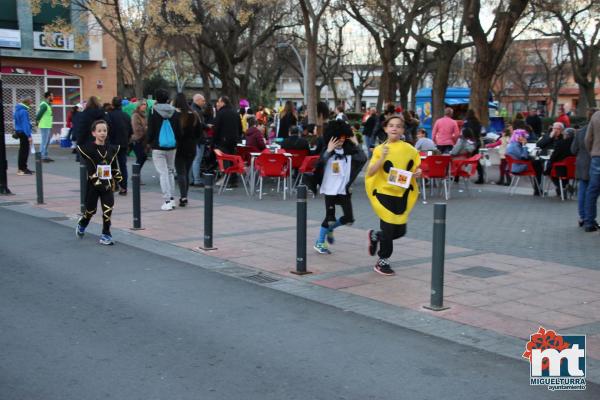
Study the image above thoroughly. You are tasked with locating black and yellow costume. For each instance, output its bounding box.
[77,143,123,235]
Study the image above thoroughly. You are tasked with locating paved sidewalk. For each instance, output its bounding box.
[4,160,600,372]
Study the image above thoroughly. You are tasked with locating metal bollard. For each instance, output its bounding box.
[35,152,44,204]
[79,162,87,214]
[424,203,449,311]
[198,173,217,251]
[291,185,311,275]
[131,163,144,230]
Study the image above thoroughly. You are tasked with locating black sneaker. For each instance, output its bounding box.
[584,225,598,233]
[367,229,378,256]
[374,258,395,276]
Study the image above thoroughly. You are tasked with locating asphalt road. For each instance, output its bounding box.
[0,207,597,400]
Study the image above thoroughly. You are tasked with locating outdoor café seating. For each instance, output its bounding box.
[214,149,250,196]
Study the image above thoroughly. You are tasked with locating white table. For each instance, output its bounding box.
[249,152,293,199]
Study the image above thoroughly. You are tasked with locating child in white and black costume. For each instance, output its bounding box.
[313,120,366,254]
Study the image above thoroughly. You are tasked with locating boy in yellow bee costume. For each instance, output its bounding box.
[365,114,422,275]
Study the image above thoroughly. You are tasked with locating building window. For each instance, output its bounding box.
[0,0,18,29]
[46,75,82,132]
[32,1,71,31]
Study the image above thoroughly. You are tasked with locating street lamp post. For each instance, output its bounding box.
[277,43,307,107]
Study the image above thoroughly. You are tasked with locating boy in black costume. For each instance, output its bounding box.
[76,120,123,245]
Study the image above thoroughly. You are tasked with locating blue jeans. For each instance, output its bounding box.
[584,157,600,227]
[190,143,205,184]
[39,128,52,159]
[578,179,589,221]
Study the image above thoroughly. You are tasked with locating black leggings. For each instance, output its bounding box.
[376,221,407,259]
[175,152,195,199]
[79,185,114,235]
[321,194,354,228]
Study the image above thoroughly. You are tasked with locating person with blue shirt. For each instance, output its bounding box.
[13,98,33,175]
[506,129,543,196]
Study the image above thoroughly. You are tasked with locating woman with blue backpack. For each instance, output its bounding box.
[147,89,181,211]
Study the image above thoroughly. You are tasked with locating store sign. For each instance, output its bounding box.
[33,31,74,51]
[0,29,21,48]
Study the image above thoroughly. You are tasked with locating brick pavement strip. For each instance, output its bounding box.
[4,165,600,382]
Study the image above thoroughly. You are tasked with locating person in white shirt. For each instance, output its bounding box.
[313,120,366,254]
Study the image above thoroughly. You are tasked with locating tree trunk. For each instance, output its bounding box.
[431,45,461,126]
[470,64,493,127]
[354,89,362,112]
[133,76,144,99]
[377,58,395,110]
[306,37,318,124]
[577,82,597,116]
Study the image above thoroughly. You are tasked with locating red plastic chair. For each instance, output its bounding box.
[505,155,542,196]
[294,155,320,189]
[255,153,291,200]
[420,155,452,200]
[284,149,309,169]
[214,149,249,196]
[236,145,260,165]
[546,156,576,201]
[451,154,482,196]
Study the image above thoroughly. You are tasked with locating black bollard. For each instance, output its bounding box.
[35,152,44,204]
[131,163,144,230]
[424,203,449,311]
[291,185,312,275]
[79,163,86,214]
[198,173,217,251]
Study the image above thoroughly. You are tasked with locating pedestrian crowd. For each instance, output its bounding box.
[10,92,600,264]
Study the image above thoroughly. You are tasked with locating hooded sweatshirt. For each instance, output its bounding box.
[147,103,181,150]
[13,103,32,137]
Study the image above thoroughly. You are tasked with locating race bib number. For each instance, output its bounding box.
[331,160,342,175]
[97,165,112,180]
[387,167,412,189]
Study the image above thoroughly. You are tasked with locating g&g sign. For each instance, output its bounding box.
[33,32,74,51]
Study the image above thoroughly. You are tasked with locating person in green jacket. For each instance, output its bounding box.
[36,91,54,162]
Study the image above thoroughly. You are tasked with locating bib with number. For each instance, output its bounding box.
[331,160,342,176]
[387,167,412,189]
[97,165,112,180]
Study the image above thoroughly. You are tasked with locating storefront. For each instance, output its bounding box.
[1,0,117,142]
[2,66,82,135]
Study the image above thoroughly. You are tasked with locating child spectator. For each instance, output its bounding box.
[414,128,438,153]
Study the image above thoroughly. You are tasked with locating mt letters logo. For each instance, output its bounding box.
[523,326,586,391]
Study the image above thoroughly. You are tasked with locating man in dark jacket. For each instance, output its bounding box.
[281,126,310,152]
[213,96,242,185]
[107,97,133,194]
[362,108,377,154]
[526,108,543,141]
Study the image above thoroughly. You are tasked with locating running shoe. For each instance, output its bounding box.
[374,258,395,276]
[313,242,331,255]
[76,223,85,238]
[99,234,114,245]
